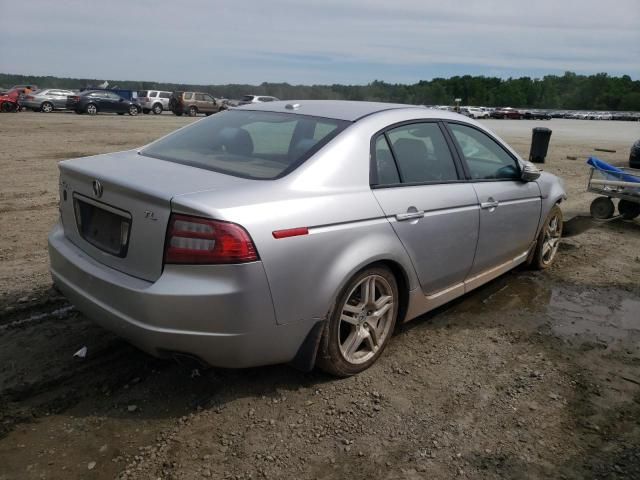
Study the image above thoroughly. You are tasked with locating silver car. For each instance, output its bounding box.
[22,89,76,112]
[137,90,172,114]
[48,101,565,376]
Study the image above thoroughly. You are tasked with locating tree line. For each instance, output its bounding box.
[2,71,639,111]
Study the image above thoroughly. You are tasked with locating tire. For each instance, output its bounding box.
[188,106,197,117]
[41,102,54,113]
[590,197,615,219]
[530,204,563,270]
[142,108,150,114]
[317,265,399,377]
[618,199,640,220]
[152,103,163,114]
[128,105,139,116]
[85,103,98,115]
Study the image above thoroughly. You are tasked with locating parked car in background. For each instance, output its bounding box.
[462,107,489,119]
[523,110,552,120]
[169,91,224,117]
[0,90,20,112]
[490,107,523,119]
[238,95,280,105]
[630,139,640,169]
[48,100,565,376]
[21,89,76,112]
[137,90,172,114]
[67,90,141,115]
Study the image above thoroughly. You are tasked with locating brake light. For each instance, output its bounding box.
[164,214,258,264]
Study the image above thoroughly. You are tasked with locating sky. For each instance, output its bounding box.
[1,0,638,85]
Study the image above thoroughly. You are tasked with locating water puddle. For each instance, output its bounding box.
[450,274,640,353]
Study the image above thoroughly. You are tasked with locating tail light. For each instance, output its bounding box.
[164,214,258,264]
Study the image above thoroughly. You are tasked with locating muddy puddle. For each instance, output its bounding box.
[444,272,640,356]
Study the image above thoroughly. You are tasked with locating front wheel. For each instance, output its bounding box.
[530,204,563,270]
[128,105,139,116]
[317,266,398,377]
[590,197,615,219]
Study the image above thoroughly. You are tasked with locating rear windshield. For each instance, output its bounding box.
[140,110,349,180]
[241,95,254,101]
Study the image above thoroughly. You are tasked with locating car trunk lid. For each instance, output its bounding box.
[58,150,251,282]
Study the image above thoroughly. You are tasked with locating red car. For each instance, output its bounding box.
[0,89,20,112]
[490,107,523,119]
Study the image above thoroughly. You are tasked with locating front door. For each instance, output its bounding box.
[371,122,479,295]
[445,122,542,276]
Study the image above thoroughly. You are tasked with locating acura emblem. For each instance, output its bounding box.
[92,180,103,198]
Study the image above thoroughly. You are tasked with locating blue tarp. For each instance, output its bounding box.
[587,157,640,183]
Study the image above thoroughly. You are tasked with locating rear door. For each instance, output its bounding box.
[445,122,541,276]
[371,121,480,295]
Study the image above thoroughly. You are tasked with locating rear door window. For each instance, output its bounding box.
[141,110,349,179]
[385,123,459,184]
[184,92,193,100]
[159,92,171,98]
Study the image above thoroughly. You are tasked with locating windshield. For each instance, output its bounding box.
[141,110,349,180]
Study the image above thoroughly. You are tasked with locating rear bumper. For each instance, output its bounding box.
[48,223,312,368]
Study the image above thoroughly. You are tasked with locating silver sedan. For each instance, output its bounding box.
[21,89,76,112]
[48,101,565,376]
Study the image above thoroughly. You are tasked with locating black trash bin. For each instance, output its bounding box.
[529,127,552,163]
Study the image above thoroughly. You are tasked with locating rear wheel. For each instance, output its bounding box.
[152,103,163,114]
[618,199,640,219]
[590,197,615,219]
[317,266,398,377]
[41,102,54,113]
[531,204,563,270]
[142,108,150,114]
[188,106,197,117]
[85,103,98,115]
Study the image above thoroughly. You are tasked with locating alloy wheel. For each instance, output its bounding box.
[541,212,562,265]
[338,274,395,365]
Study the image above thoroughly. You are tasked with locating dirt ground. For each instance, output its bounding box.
[0,113,639,480]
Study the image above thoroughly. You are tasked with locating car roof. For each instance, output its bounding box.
[235,100,436,122]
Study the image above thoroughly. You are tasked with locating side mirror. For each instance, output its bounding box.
[521,161,541,182]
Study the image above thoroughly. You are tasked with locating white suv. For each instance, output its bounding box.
[137,90,172,114]
[464,107,489,119]
[239,95,279,105]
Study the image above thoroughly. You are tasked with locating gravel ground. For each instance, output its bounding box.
[0,112,639,479]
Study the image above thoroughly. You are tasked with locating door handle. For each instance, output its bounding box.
[396,210,425,221]
[480,198,499,210]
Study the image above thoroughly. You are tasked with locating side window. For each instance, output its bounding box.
[159,92,171,99]
[203,94,214,102]
[195,93,205,101]
[386,123,458,183]
[184,92,193,100]
[149,91,158,97]
[448,123,520,180]
[373,135,400,185]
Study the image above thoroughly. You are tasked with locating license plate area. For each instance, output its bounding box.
[73,194,131,257]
